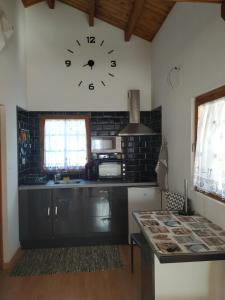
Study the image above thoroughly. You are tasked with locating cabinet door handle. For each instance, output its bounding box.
[47,207,51,216]
[55,206,58,216]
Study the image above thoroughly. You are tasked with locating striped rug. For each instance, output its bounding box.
[10,245,123,277]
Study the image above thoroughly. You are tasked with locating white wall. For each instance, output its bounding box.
[152,4,225,299]
[25,2,151,111]
[0,0,26,262]
[152,3,225,227]
[155,257,212,300]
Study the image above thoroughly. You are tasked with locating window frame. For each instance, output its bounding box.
[40,115,90,172]
[195,85,225,203]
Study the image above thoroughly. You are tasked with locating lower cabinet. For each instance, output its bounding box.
[84,187,128,244]
[19,189,52,241]
[53,188,84,239]
[19,187,128,248]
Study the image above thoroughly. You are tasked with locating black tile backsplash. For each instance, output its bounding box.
[17,107,32,178]
[17,107,161,184]
[121,134,161,182]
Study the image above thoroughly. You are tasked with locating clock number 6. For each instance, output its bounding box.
[89,83,95,90]
[65,60,71,67]
[111,60,116,67]
[87,36,95,43]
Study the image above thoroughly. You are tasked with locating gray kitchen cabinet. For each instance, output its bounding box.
[83,187,128,243]
[19,188,85,248]
[19,189,52,242]
[19,186,128,248]
[111,187,128,238]
[52,188,85,238]
[84,187,112,234]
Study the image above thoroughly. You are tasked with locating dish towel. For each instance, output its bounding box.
[155,137,168,191]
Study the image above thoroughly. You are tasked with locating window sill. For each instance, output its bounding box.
[195,187,225,204]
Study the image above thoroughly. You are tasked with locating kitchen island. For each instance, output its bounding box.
[133,210,225,300]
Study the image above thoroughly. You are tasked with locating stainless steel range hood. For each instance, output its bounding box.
[118,90,157,136]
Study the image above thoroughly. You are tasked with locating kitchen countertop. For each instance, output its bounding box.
[19,180,157,190]
[133,210,225,263]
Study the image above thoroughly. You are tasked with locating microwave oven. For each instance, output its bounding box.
[97,160,126,179]
[91,136,122,153]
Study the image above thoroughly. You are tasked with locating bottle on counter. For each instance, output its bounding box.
[85,161,95,180]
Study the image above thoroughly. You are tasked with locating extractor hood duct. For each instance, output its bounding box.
[118,90,157,136]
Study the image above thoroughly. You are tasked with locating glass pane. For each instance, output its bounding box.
[66,119,86,135]
[66,136,86,151]
[45,135,65,151]
[45,151,64,169]
[194,97,225,198]
[44,118,87,169]
[45,120,65,135]
[66,151,87,168]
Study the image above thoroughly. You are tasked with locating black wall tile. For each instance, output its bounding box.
[17,107,162,183]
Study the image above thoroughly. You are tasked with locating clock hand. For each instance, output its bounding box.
[88,59,94,69]
[83,59,95,69]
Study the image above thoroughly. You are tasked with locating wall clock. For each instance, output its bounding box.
[64,35,117,90]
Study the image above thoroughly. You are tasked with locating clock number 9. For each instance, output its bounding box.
[111,60,116,67]
[87,36,95,44]
[89,83,95,90]
[65,60,71,67]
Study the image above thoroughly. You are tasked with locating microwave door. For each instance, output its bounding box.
[92,139,112,153]
[91,136,121,153]
[98,163,122,178]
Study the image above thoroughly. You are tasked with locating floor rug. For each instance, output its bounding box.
[10,245,123,277]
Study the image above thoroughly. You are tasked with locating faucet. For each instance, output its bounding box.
[54,172,61,183]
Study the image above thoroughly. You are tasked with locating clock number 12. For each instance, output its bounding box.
[86,36,95,43]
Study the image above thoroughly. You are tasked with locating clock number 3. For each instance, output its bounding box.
[65,60,71,67]
[86,36,95,44]
[89,83,95,90]
[111,60,116,67]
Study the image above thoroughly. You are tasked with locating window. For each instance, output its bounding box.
[194,85,225,201]
[40,116,90,171]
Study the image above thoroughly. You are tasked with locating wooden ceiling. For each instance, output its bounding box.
[22,0,223,42]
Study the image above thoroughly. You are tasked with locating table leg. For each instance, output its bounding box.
[141,239,155,300]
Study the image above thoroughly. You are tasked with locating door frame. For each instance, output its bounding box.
[0,106,4,270]
[0,129,2,270]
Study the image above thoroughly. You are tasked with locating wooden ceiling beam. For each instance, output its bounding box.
[47,0,55,9]
[157,0,222,2]
[222,0,225,20]
[125,0,145,41]
[89,0,96,27]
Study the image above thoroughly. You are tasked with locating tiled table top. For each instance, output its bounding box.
[133,210,225,263]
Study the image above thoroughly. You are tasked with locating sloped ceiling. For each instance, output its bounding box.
[22,0,222,42]
[22,0,175,41]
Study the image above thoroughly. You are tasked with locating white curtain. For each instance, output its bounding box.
[0,7,13,51]
[44,119,87,170]
[193,97,225,198]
